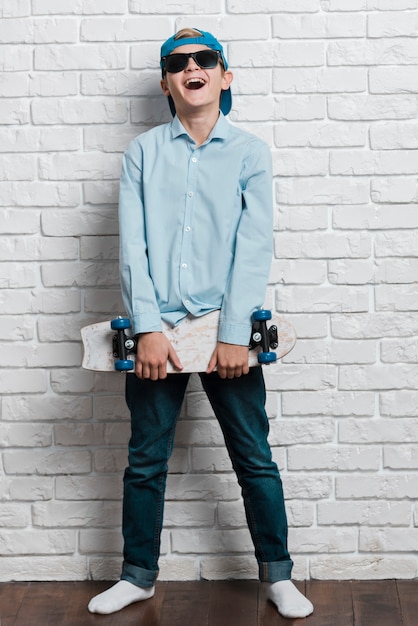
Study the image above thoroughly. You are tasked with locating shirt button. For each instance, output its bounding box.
[185,226,191,232]
[185,300,190,306]
[191,157,197,163]
[181,263,188,269]
[188,191,193,197]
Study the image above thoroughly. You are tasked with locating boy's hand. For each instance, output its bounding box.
[206,342,250,379]
[135,332,183,380]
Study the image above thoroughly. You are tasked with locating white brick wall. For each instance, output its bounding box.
[1,0,417,583]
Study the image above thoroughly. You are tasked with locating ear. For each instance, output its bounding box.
[221,70,233,91]
[160,78,170,96]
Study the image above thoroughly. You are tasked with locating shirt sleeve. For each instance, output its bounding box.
[118,140,163,334]
[218,140,273,345]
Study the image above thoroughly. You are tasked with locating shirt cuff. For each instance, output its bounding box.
[218,321,252,346]
[132,312,162,335]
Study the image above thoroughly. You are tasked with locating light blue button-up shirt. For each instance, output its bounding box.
[118,113,273,346]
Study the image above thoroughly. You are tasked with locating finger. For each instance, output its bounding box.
[206,351,218,374]
[168,345,183,372]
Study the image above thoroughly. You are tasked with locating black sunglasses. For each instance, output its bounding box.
[161,50,221,74]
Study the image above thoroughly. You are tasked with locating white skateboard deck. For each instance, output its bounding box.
[81,310,296,374]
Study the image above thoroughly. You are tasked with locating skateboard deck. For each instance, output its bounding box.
[81,309,296,374]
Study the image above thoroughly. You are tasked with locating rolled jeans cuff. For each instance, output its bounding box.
[121,560,156,588]
[259,559,293,583]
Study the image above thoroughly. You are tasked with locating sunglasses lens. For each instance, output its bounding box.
[164,50,220,73]
[195,50,219,68]
[164,54,187,73]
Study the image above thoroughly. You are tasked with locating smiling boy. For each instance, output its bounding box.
[87,28,313,620]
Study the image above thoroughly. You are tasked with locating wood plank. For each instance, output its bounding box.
[0,582,29,622]
[12,582,77,626]
[396,580,418,626]
[157,581,211,626]
[352,580,403,626]
[304,580,352,626]
[209,581,258,626]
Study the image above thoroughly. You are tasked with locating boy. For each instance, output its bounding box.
[88,28,313,619]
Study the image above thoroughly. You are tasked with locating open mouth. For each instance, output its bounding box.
[185,78,206,90]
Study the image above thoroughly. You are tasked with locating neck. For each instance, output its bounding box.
[176,108,220,146]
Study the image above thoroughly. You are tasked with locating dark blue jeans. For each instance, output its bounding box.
[121,367,293,588]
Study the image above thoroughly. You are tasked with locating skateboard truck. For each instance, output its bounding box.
[250,310,278,364]
[111,317,136,371]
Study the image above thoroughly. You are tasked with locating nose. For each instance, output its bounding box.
[185,55,199,71]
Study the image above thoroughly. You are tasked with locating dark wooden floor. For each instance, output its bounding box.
[0,580,416,626]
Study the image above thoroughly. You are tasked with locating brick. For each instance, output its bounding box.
[0,236,78,262]
[336,474,418,499]
[310,556,416,580]
[328,260,376,285]
[276,178,370,205]
[130,0,221,12]
[0,99,30,124]
[330,149,418,175]
[32,501,122,528]
[274,122,366,148]
[273,68,366,93]
[380,391,418,417]
[269,259,326,284]
[340,364,418,390]
[318,501,411,526]
[368,11,418,37]
[0,182,80,207]
[284,339,376,365]
[200,556,258,580]
[35,44,126,71]
[0,557,88,582]
[0,46,31,71]
[375,231,418,257]
[340,418,418,445]
[274,232,371,259]
[276,206,328,231]
[4,450,91,475]
[38,153,122,181]
[32,0,128,15]
[384,446,418,469]
[333,205,418,229]
[276,286,369,313]
[328,94,418,120]
[0,504,31,528]
[32,98,128,125]
[0,370,47,394]
[326,0,417,9]
[371,177,418,203]
[0,128,81,152]
[80,71,159,98]
[269,418,336,445]
[272,149,328,176]
[1,265,37,289]
[0,530,75,555]
[42,209,118,237]
[274,95,326,121]
[375,285,418,312]
[331,313,418,339]
[370,67,418,93]
[80,17,170,41]
[272,13,366,38]
[0,423,52,447]
[360,528,418,552]
[282,391,375,416]
[0,0,30,18]
[290,528,357,553]
[79,529,122,554]
[228,0,321,11]
[328,39,418,66]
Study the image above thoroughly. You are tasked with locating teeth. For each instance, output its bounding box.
[185,78,205,86]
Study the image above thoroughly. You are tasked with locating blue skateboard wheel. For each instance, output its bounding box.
[111,317,131,330]
[257,351,277,364]
[115,359,134,371]
[252,309,272,322]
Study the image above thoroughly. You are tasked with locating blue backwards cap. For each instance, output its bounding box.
[160,29,231,117]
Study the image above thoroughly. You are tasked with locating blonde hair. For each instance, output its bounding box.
[174,28,203,40]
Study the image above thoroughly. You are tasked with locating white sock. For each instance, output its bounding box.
[267,580,314,619]
[87,580,155,614]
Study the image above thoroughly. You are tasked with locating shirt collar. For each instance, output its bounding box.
[171,112,230,143]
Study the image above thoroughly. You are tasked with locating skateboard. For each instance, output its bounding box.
[81,309,296,374]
